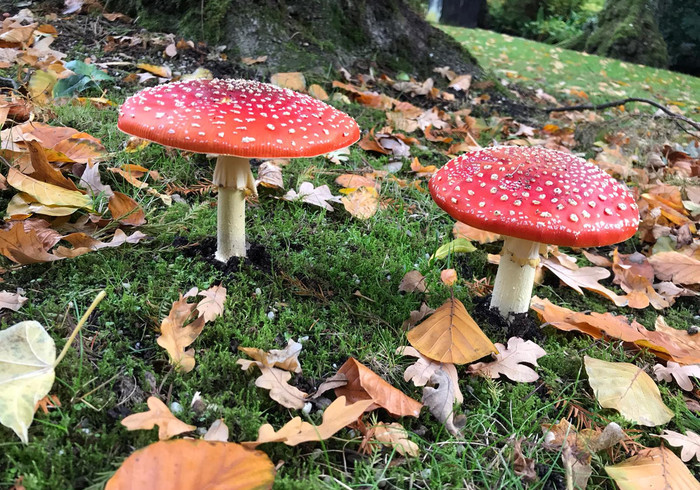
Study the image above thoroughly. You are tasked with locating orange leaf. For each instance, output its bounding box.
[136,63,172,78]
[359,130,391,155]
[334,358,422,418]
[270,72,305,91]
[156,294,206,373]
[531,297,700,365]
[648,252,700,285]
[106,439,275,490]
[335,174,378,190]
[108,191,145,226]
[541,258,627,307]
[407,298,496,364]
[0,222,61,264]
[120,397,195,440]
[605,446,700,489]
[453,221,501,244]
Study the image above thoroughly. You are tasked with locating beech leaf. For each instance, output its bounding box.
[605,446,700,490]
[120,396,195,440]
[468,337,546,382]
[584,356,674,426]
[648,252,700,285]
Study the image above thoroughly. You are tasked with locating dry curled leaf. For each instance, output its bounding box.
[468,337,546,383]
[396,346,463,403]
[341,186,379,219]
[106,439,275,490]
[334,358,422,418]
[108,191,145,226]
[237,360,308,410]
[407,298,496,364]
[648,252,700,285]
[281,182,341,211]
[0,291,28,312]
[371,422,419,457]
[398,270,427,293]
[422,369,465,436]
[541,258,627,307]
[156,294,206,373]
[120,397,195,440]
[203,419,229,442]
[653,362,700,391]
[195,285,226,324]
[659,430,700,462]
[453,221,501,244]
[584,356,674,427]
[239,339,302,373]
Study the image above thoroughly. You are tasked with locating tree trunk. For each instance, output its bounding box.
[440,0,488,28]
[105,0,481,78]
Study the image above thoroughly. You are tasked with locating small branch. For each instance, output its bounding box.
[54,290,107,367]
[542,97,700,132]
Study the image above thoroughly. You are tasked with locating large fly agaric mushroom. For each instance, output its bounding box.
[430,146,639,320]
[118,78,360,261]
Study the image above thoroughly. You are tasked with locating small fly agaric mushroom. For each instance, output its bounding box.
[118,78,360,261]
[430,146,639,320]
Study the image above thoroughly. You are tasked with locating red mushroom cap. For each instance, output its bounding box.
[117,78,360,158]
[429,146,639,247]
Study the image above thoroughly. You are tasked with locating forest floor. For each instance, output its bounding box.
[1,5,699,490]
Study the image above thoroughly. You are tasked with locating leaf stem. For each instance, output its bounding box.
[54,290,106,367]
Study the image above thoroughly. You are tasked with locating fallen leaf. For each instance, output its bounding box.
[121,397,195,440]
[431,238,477,260]
[440,269,457,286]
[422,369,465,436]
[243,396,373,448]
[281,182,341,211]
[334,358,422,418]
[396,346,463,403]
[512,438,537,482]
[237,361,307,409]
[371,422,419,457]
[659,430,700,462]
[584,356,674,426]
[203,419,229,442]
[541,258,627,306]
[108,191,145,226]
[605,446,700,489]
[653,362,700,391]
[270,72,305,91]
[402,302,435,329]
[398,270,427,293]
[255,162,284,191]
[0,223,61,264]
[407,298,496,364]
[468,337,546,382]
[453,221,501,243]
[531,297,700,365]
[448,74,471,92]
[0,321,55,443]
[342,186,379,219]
[239,339,302,374]
[156,294,206,373]
[648,252,700,285]
[0,290,28,312]
[195,285,226,324]
[78,162,113,198]
[105,439,275,490]
[53,230,147,259]
[7,168,91,210]
[241,55,268,65]
[136,63,172,79]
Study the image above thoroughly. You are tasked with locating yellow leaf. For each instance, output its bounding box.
[407,298,496,364]
[7,168,91,209]
[341,186,379,219]
[106,439,275,490]
[120,396,195,440]
[136,63,172,78]
[605,446,700,490]
[6,192,80,217]
[270,72,306,91]
[0,321,56,443]
[28,70,57,104]
[584,356,674,426]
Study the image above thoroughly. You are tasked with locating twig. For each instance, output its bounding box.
[54,291,107,367]
[542,97,700,132]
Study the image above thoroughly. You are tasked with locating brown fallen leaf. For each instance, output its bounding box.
[407,298,496,364]
[243,396,373,448]
[203,419,229,442]
[422,369,465,436]
[136,62,172,79]
[53,230,147,259]
[398,270,427,293]
[195,285,226,324]
[342,186,379,219]
[108,191,145,226]
[512,438,537,482]
[334,358,422,418]
[584,356,674,426]
[402,302,435,329]
[0,223,61,264]
[531,297,700,365]
[605,446,700,489]
[653,361,700,391]
[237,360,307,410]
[156,293,206,373]
[0,290,28,312]
[255,162,284,191]
[120,397,195,440]
[105,439,275,490]
[239,339,303,373]
[541,258,627,307]
[396,346,463,403]
[648,252,700,285]
[659,430,700,462]
[371,422,419,457]
[468,337,546,383]
[453,221,501,244]
[270,72,305,91]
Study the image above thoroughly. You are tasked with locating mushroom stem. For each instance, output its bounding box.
[489,236,542,320]
[212,155,257,261]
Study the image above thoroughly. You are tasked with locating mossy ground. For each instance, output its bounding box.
[1,13,699,490]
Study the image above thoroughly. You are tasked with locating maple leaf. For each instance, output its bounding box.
[106,439,275,490]
[156,294,206,373]
[237,360,308,409]
[468,337,546,383]
[584,356,674,426]
[407,298,496,364]
[653,362,700,391]
[334,358,422,418]
[660,430,700,462]
[243,396,373,448]
[120,397,195,440]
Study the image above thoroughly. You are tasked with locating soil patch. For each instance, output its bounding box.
[177,236,272,275]
[471,294,542,342]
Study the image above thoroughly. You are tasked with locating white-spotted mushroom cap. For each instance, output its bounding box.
[429,146,640,247]
[117,78,360,158]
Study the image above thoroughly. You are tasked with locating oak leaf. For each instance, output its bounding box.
[120,396,195,440]
[468,337,546,382]
[156,294,206,373]
[334,358,422,418]
[239,339,302,373]
[402,302,435,329]
[371,422,419,457]
[648,252,700,285]
[659,430,700,462]
[195,285,226,324]
[653,362,700,391]
[422,369,465,436]
[237,361,308,410]
[407,298,496,364]
[396,346,462,403]
[541,258,627,307]
[605,446,700,490]
[243,396,373,448]
[106,439,275,490]
[584,356,673,426]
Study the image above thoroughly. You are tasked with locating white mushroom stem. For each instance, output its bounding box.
[490,236,543,320]
[212,155,257,261]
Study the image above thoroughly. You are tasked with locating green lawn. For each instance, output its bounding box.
[440,25,700,115]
